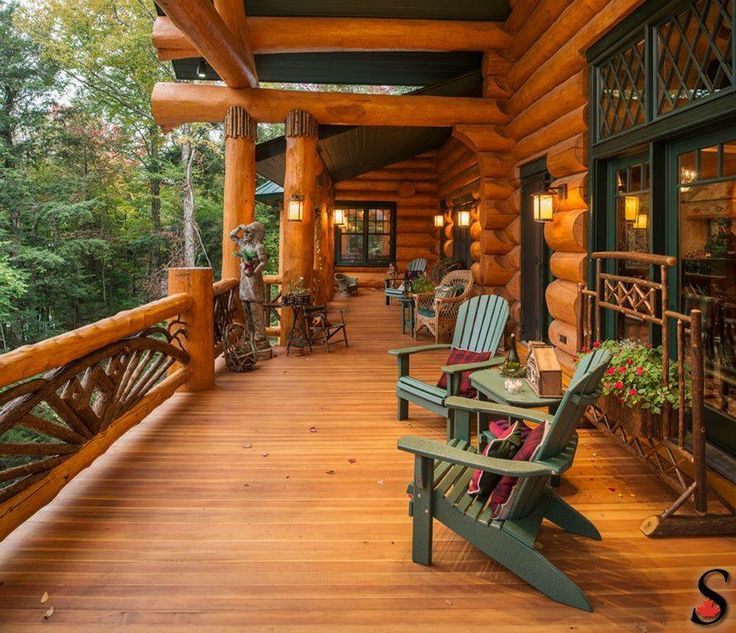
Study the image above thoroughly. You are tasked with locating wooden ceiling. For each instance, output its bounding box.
[154,1,510,86]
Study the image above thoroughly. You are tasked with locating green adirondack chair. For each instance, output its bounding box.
[396,348,612,611]
[384,257,427,305]
[388,294,509,439]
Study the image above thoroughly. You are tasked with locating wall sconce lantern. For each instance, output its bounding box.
[457,209,472,227]
[633,213,648,230]
[334,208,345,227]
[624,195,640,222]
[433,214,444,228]
[531,178,567,223]
[287,194,304,221]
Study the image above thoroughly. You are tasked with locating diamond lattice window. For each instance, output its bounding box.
[597,38,647,139]
[656,0,734,115]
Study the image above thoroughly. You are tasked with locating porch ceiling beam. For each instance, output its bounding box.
[151,83,509,132]
[152,16,513,60]
[154,0,258,88]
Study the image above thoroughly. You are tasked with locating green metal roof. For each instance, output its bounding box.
[255,180,283,203]
[157,1,508,85]
[255,71,481,185]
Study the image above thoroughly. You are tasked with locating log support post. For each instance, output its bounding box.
[168,267,215,392]
[280,110,319,344]
[222,106,257,282]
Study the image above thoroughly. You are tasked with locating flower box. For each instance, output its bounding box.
[598,393,662,439]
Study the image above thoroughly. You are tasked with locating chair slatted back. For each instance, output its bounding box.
[451,295,509,355]
[504,349,612,521]
[407,258,427,273]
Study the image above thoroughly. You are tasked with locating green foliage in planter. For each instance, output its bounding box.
[577,339,691,415]
[410,274,435,294]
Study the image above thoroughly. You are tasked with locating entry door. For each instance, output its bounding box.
[520,161,550,342]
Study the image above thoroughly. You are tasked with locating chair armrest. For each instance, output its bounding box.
[445,396,554,425]
[397,436,559,477]
[388,343,451,356]
[440,356,505,375]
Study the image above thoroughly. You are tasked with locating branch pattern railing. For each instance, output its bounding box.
[577,252,733,533]
[213,278,243,356]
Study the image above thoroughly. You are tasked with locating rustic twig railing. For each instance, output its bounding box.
[0,267,216,542]
[577,251,735,536]
[263,274,282,338]
[213,277,245,356]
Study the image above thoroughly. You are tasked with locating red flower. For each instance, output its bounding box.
[627,359,634,365]
[614,381,624,390]
[606,367,616,375]
[636,366,644,376]
[592,341,601,349]
[629,388,637,396]
[618,366,627,373]
[695,599,721,620]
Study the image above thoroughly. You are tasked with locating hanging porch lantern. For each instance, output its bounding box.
[532,191,555,222]
[624,195,640,222]
[288,194,304,221]
[433,214,445,228]
[334,208,346,227]
[457,209,472,227]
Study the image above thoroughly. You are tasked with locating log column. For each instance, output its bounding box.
[221,106,257,282]
[280,110,319,344]
[167,267,215,392]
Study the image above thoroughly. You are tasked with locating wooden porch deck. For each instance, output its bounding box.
[0,289,734,631]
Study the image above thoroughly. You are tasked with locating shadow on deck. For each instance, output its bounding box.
[0,289,734,631]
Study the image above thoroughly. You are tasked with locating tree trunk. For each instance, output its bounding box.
[181,137,197,266]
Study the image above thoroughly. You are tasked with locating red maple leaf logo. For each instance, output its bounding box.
[695,598,721,620]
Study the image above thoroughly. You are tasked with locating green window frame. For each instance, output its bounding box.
[334,201,396,267]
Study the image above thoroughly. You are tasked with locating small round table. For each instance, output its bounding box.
[398,294,415,336]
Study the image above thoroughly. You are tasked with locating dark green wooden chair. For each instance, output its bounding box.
[384,257,427,305]
[397,349,612,611]
[388,294,509,439]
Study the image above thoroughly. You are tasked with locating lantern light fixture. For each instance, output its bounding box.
[624,195,640,222]
[457,209,472,227]
[288,194,304,221]
[334,208,345,227]
[531,178,568,223]
[196,59,208,79]
[433,214,444,228]
[633,213,648,230]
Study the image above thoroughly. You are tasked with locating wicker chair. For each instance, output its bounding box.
[413,269,474,342]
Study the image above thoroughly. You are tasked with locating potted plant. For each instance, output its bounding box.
[576,339,691,439]
[408,273,435,295]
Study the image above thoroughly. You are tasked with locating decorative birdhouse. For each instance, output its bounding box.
[525,341,562,397]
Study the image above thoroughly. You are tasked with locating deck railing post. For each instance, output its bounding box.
[168,267,215,391]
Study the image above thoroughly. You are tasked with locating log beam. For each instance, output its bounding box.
[152,83,508,131]
[152,16,514,59]
[154,0,258,88]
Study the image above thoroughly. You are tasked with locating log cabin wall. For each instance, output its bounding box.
[333,152,439,288]
[493,0,646,365]
[436,138,482,286]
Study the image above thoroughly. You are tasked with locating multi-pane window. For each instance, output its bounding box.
[656,0,733,115]
[598,37,647,139]
[335,204,395,266]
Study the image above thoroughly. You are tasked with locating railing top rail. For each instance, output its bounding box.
[0,293,192,389]
[263,274,282,285]
[591,251,677,267]
[213,277,238,297]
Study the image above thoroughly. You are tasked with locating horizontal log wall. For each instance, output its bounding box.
[498,0,644,363]
[334,152,439,288]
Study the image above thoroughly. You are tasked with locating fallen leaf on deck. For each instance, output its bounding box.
[40,592,49,604]
[261,452,269,457]
[44,606,54,619]
[242,442,252,449]
[608,487,616,493]
[326,470,336,475]
[377,480,384,486]
[309,426,317,433]
[348,457,357,464]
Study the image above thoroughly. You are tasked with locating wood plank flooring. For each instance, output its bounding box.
[0,289,734,631]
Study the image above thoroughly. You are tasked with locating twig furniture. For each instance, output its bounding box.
[578,251,736,536]
[283,300,313,356]
[414,269,474,342]
[397,349,612,612]
[384,257,427,305]
[223,323,257,372]
[305,304,348,352]
[334,273,358,296]
[389,295,509,439]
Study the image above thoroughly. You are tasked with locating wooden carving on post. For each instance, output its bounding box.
[230,221,272,360]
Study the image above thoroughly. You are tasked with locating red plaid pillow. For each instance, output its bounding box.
[436,348,491,397]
